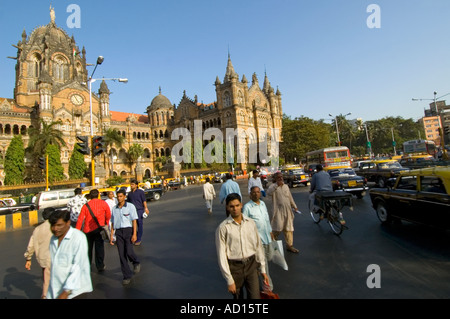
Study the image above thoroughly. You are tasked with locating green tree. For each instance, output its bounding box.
[46,144,65,182]
[127,143,144,179]
[4,135,25,185]
[280,114,332,163]
[103,128,124,177]
[27,119,67,156]
[69,144,88,179]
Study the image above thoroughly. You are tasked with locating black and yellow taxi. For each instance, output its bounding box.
[325,166,368,199]
[281,167,309,188]
[369,166,450,230]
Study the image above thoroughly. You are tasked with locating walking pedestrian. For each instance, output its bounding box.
[67,187,87,227]
[243,186,274,290]
[126,179,149,245]
[110,189,141,285]
[248,170,265,196]
[24,207,55,299]
[76,189,111,272]
[216,193,269,299]
[219,173,242,205]
[203,177,216,214]
[47,209,92,299]
[104,190,118,242]
[267,172,299,253]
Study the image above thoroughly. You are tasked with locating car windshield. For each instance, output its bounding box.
[291,169,305,174]
[379,162,402,169]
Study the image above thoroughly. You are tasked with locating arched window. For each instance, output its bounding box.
[52,55,69,82]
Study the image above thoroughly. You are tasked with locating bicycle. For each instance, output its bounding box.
[309,191,353,235]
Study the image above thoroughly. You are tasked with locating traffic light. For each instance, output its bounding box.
[76,135,90,155]
[38,156,46,170]
[92,136,105,157]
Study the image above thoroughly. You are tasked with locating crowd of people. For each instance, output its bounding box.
[23,167,333,299]
[24,179,146,299]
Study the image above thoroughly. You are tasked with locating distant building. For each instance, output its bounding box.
[422,100,450,146]
[419,116,442,146]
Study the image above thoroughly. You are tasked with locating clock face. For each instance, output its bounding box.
[70,94,84,106]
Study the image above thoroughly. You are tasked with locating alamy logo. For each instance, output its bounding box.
[66,4,81,29]
[170,120,280,167]
[366,4,381,29]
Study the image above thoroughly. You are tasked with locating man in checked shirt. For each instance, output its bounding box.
[215,193,269,299]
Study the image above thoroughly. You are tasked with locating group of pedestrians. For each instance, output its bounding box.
[214,169,301,299]
[23,167,332,300]
[24,178,149,299]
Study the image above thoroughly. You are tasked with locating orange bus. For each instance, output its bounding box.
[306,146,352,171]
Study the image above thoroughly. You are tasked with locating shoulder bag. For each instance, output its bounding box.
[85,203,110,241]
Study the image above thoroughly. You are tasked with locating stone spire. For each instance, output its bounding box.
[224,53,238,83]
[263,71,271,93]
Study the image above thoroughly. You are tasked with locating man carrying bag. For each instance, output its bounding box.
[76,189,111,272]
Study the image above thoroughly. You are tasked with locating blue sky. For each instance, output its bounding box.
[1,0,450,123]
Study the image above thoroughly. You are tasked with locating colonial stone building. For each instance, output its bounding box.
[0,9,282,185]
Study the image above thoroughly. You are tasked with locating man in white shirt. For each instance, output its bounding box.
[248,170,265,196]
[47,209,92,299]
[216,193,269,299]
[203,177,216,214]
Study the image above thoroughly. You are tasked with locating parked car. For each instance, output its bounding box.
[143,187,163,201]
[327,167,368,198]
[115,185,163,201]
[357,159,410,187]
[35,188,76,213]
[281,167,310,188]
[0,199,35,215]
[369,166,450,230]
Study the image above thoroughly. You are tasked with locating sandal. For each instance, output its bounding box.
[287,246,299,253]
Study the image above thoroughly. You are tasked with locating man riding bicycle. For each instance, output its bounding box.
[309,165,345,224]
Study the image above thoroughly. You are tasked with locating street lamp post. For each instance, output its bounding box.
[87,56,128,186]
[329,112,351,146]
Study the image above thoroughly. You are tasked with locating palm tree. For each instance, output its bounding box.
[103,128,124,177]
[127,143,144,179]
[27,119,67,156]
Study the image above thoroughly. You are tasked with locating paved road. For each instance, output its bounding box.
[1,180,450,299]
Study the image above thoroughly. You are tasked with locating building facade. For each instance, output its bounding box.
[0,10,282,185]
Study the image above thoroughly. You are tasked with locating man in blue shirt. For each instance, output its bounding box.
[111,189,141,285]
[219,173,242,206]
[309,164,333,216]
[243,186,274,290]
[126,179,149,245]
[47,209,92,299]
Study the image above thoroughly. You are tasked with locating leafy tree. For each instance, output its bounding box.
[4,135,25,185]
[69,144,88,179]
[280,114,332,163]
[103,128,124,177]
[127,143,144,179]
[46,144,65,182]
[27,119,67,156]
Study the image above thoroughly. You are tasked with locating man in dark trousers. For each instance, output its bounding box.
[216,193,269,299]
[126,179,149,245]
[76,189,111,272]
[110,189,140,285]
